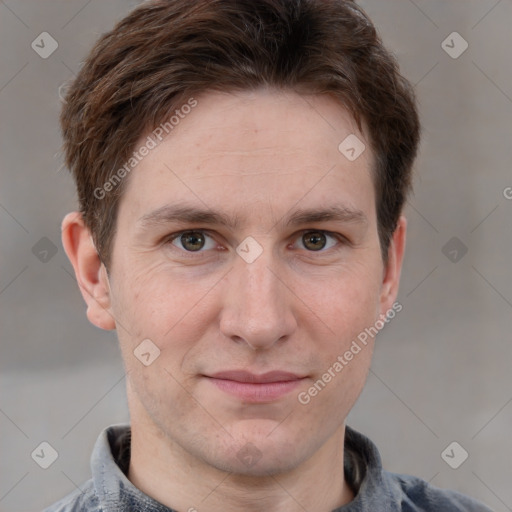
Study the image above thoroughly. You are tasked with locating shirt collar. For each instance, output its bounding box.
[92,423,177,512]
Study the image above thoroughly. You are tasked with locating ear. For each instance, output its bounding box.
[61,212,116,330]
[379,215,407,316]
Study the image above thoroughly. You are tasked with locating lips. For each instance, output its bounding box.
[204,370,307,402]
[208,370,305,383]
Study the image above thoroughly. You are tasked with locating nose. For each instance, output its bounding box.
[219,245,297,350]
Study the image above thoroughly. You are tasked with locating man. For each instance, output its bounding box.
[45,0,493,510]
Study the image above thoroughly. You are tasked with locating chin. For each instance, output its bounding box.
[213,449,303,477]
[206,428,305,476]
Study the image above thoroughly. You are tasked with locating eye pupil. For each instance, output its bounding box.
[303,231,326,251]
[181,231,205,251]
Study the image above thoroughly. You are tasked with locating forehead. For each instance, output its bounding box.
[117,88,376,228]
[171,88,366,159]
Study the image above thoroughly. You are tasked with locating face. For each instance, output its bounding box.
[68,88,405,476]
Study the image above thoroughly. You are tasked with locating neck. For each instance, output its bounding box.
[127,413,354,512]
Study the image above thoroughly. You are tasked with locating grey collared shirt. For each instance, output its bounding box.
[42,424,494,511]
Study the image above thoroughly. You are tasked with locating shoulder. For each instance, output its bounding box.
[385,471,494,512]
[41,478,101,512]
[343,426,493,512]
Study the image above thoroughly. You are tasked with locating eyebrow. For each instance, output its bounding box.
[136,203,367,231]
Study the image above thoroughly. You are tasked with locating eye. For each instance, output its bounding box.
[165,229,345,257]
[168,230,218,252]
[295,230,341,252]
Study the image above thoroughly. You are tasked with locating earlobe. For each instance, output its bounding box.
[61,212,116,331]
[380,216,407,316]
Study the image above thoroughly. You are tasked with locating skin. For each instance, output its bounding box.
[62,87,406,512]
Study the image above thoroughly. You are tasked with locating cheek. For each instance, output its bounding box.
[297,263,381,408]
[300,262,383,340]
[111,263,205,333]
[127,357,204,437]
[110,265,222,380]
[318,349,373,429]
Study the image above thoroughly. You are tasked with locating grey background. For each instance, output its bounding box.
[1,0,511,511]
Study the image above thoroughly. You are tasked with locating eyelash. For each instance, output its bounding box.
[164,229,348,258]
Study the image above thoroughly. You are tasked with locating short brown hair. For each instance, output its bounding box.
[61,0,420,269]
